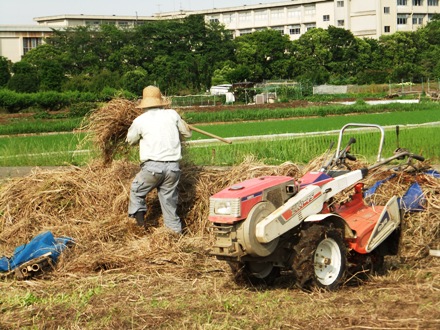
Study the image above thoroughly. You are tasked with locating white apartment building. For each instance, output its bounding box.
[159,0,439,39]
[0,0,439,63]
[0,15,158,63]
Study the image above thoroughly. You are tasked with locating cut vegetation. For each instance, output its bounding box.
[0,99,439,329]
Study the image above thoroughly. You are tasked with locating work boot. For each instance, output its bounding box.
[134,211,146,227]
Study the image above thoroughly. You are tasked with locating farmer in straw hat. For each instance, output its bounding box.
[126,86,192,233]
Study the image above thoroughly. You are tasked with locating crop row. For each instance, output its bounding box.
[1,124,439,167]
[2,100,439,136]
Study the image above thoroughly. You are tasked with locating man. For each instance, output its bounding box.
[126,86,192,233]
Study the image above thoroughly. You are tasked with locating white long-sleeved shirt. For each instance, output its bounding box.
[126,108,192,162]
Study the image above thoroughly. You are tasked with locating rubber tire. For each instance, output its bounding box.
[292,224,347,291]
[228,261,280,286]
[348,250,385,281]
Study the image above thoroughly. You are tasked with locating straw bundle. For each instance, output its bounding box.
[81,98,142,164]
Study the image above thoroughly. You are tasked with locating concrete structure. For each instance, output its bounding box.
[210,84,233,95]
[0,15,159,63]
[313,85,348,94]
[1,0,439,62]
[157,0,440,39]
[0,25,54,63]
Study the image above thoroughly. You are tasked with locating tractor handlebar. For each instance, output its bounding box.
[337,137,356,160]
[367,150,425,171]
[411,154,425,162]
[346,153,357,161]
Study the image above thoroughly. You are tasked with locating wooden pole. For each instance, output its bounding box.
[188,125,232,144]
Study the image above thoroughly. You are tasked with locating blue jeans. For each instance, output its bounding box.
[128,161,182,233]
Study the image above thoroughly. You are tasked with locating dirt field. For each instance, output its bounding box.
[1,97,439,329]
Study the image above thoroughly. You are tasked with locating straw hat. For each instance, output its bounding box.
[136,86,171,109]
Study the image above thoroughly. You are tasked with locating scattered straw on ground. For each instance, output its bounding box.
[1,97,439,278]
[0,156,438,276]
[0,157,302,274]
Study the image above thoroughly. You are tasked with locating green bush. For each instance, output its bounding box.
[69,102,97,117]
[0,90,102,113]
[64,90,99,103]
[0,56,11,87]
[100,87,119,101]
[122,69,150,95]
[33,111,68,119]
[35,91,69,110]
[7,74,39,93]
[0,89,33,113]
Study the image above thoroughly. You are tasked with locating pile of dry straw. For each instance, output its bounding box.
[0,98,438,276]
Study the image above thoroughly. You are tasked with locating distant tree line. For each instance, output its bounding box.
[0,14,439,97]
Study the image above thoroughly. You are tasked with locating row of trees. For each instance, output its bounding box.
[0,14,439,96]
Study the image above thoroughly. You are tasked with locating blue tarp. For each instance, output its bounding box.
[425,169,440,178]
[363,174,397,199]
[364,169,439,212]
[399,182,426,212]
[0,231,74,273]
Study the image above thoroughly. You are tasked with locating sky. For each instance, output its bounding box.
[0,0,286,25]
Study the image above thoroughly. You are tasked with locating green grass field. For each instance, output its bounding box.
[190,108,440,139]
[187,126,440,165]
[1,124,439,167]
[1,105,439,166]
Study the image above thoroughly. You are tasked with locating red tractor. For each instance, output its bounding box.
[208,124,425,290]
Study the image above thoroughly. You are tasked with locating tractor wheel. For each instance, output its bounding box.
[228,261,280,286]
[292,224,347,291]
[348,250,385,281]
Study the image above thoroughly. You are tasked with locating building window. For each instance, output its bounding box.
[323,15,330,21]
[239,29,252,35]
[337,1,344,7]
[289,25,301,34]
[413,15,424,24]
[85,20,100,26]
[272,26,284,34]
[304,5,316,15]
[397,15,408,24]
[224,14,236,23]
[287,9,301,18]
[305,23,316,31]
[239,12,251,21]
[412,0,422,5]
[208,15,220,23]
[23,37,42,55]
[384,7,390,14]
[271,9,284,19]
[397,0,408,5]
[384,26,391,32]
[337,20,345,27]
[428,0,439,5]
[254,10,268,21]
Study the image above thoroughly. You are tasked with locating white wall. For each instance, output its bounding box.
[0,37,21,62]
